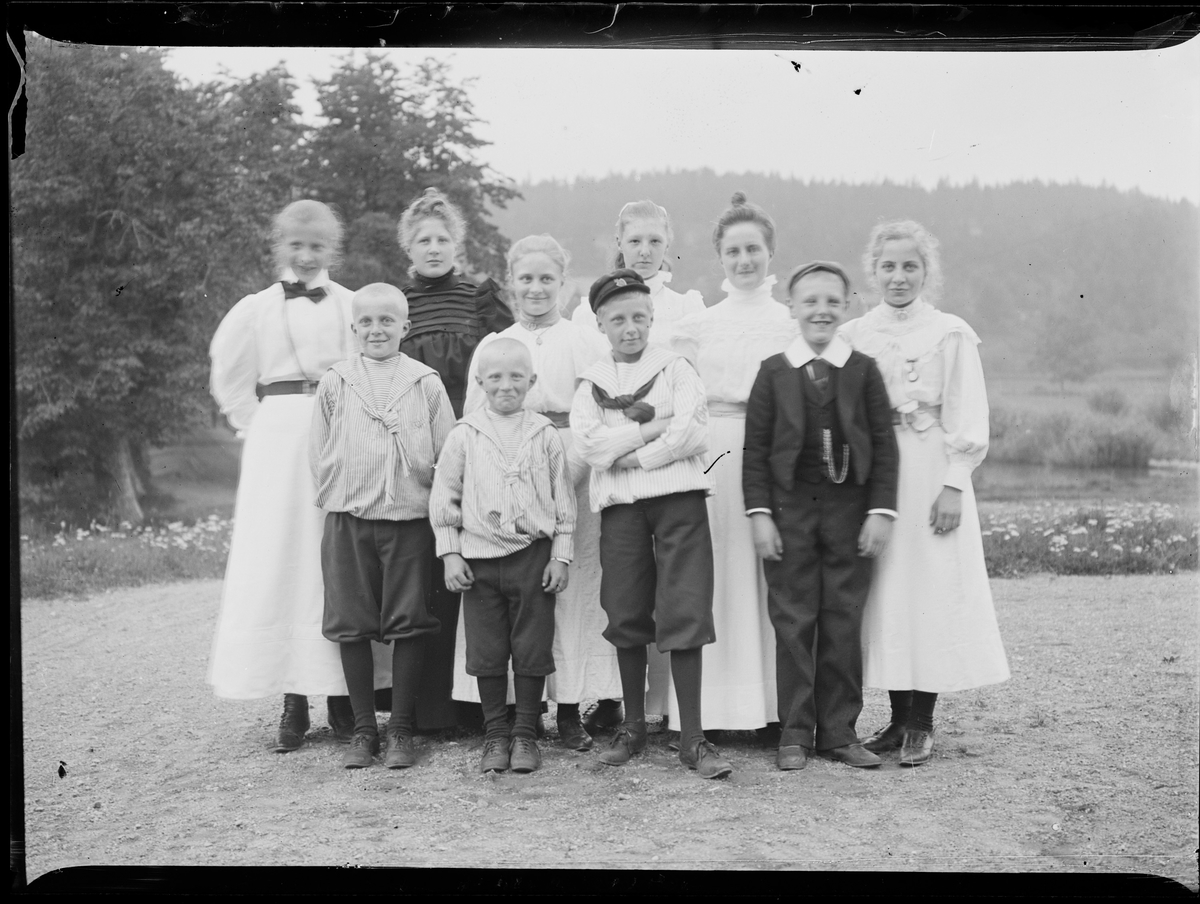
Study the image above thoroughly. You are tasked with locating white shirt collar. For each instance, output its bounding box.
[784,332,852,369]
[280,267,332,290]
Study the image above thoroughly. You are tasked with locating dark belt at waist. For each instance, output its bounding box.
[542,411,571,428]
[257,380,321,400]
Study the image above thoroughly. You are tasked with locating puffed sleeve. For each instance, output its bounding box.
[939,328,990,490]
[209,294,262,434]
[679,289,706,317]
[474,277,514,337]
[669,313,702,367]
[571,300,597,330]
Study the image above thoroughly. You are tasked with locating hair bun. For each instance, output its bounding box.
[730,191,747,206]
[422,187,440,197]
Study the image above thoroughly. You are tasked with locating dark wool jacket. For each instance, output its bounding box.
[742,349,899,514]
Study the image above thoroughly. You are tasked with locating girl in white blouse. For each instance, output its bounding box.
[839,220,1010,767]
[208,200,390,751]
[571,199,706,731]
[669,192,798,733]
[571,199,705,349]
[458,235,621,751]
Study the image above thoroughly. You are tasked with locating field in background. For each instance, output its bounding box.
[17,373,1197,600]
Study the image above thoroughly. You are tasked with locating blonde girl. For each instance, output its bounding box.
[840,220,1008,766]
[209,200,391,750]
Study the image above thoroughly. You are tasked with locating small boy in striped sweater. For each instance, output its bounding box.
[310,283,456,770]
[429,338,577,775]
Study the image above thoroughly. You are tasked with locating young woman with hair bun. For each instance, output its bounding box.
[668,192,798,736]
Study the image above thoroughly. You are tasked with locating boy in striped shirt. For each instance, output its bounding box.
[310,283,456,770]
[570,270,732,780]
[430,338,576,775]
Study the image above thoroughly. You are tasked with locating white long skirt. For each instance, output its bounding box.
[664,414,777,730]
[208,394,392,699]
[862,425,1010,692]
[450,427,622,705]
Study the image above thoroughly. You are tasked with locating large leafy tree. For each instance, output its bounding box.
[13,38,277,523]
[305,53,519,286]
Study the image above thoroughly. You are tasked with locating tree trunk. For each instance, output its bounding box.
[96,433,145,525]
[129,438,152,498]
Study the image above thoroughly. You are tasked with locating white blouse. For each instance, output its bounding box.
[669,275,798,406]
[464,318,610,416]
[571,271,706,348]
[209,268,355,432]
[838,296,990,490]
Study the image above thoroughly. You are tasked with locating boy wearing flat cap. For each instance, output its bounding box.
[743,261,899,772]
[570,269,732,780]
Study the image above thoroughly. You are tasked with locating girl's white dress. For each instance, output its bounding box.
[669,275,797,729]
[454,318,624,705]
[839,297,1009,692]
[574,270,706,715]
[208,270,392,699]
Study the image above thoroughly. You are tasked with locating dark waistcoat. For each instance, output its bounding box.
[795,366,848,484]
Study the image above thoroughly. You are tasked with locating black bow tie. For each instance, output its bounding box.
[592,375,659,423]
[282,281,327,302]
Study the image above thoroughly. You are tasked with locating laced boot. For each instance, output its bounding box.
[326,695,355,744]
[272,694,310,753]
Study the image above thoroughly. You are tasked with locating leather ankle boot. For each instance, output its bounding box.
[273,694,310,753]
[327,695,355,744]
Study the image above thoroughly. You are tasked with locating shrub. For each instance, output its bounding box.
[1086,387,1129,416]
[989,408,1175,469]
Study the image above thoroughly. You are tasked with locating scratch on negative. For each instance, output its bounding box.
[586,4,621,35]
[703,451,729,475]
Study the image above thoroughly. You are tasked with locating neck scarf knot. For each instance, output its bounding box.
[591,374,659,423]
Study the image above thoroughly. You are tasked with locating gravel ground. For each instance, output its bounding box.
[18,574,1199,885]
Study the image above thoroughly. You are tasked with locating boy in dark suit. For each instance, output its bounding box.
[743,261,900,771]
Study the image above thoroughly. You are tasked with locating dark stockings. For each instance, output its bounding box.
[615,645,705,750]
[477,676,509,741]
[339,638,424,736]
[615,646,649,725]
[512,675,545,740]
[669,647,704,751]
[889,689,938,733]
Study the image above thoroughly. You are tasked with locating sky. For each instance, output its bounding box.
[163,42,1200,203]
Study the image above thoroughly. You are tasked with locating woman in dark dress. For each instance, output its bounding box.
[398,188,513,729]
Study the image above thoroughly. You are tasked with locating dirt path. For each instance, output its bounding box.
[18,575,1199,883]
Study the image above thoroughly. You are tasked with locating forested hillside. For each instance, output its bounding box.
[489,173,1199,375]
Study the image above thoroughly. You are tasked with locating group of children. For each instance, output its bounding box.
[210,189,1009,779]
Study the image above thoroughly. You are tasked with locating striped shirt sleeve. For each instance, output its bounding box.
[309,374,337,487]
[429,426,468,556]
[545,428,577,562]
[635,359,709,471]
[569,380,647,472]
[425,375,456,462]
